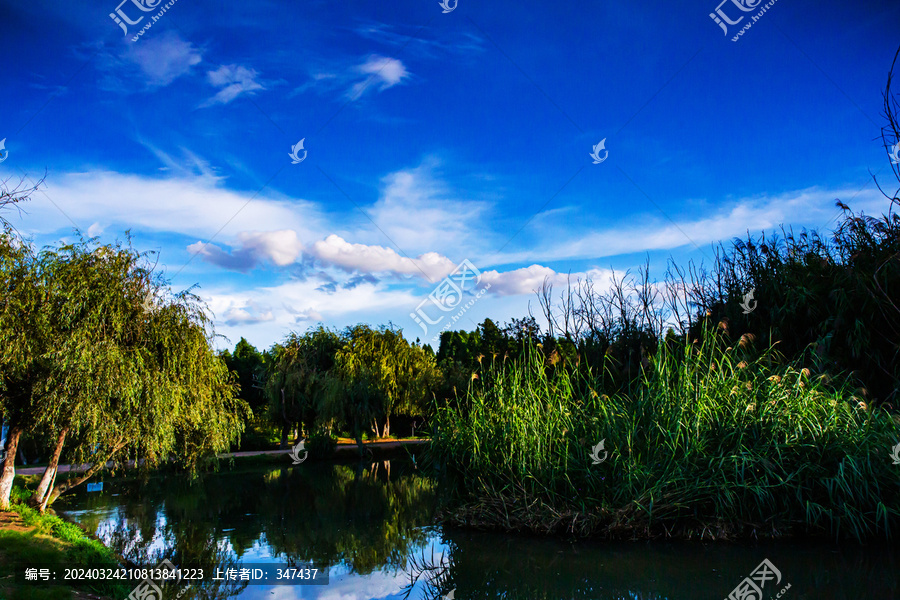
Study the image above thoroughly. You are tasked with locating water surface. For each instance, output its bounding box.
[59,460,899,599]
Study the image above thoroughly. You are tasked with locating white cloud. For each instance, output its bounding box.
[297,55,410,100]
[87,222,105,238]
[283,304,324,323]
[480,265,572,296]
[201,64,265,106]
[492,185,890,266]
[310,234,455,281]
[203,277,421,347]
[10,169,326,245]
[15,157,890,350]
[478,265,616,297]
[124,31,201,87]
[349,55,409,98]
[221,302,275,326]
[188,230,304,271]
[366,163,492,256]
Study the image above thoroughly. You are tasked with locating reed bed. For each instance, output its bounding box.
[431,333,900,541]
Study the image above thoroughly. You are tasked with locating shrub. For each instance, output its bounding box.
[307,430,338,458]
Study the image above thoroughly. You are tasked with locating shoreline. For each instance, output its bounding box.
[13,438,429,476]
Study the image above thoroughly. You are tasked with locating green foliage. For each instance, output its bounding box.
[431,331,900,541]
[221,337,268,414]
[0,233,249,507]
[306,429,338,458]
[329,324,440,437]
[233,414,281,451]
[689,207,900,404]
[265,324,440,444]
[265,326,344,441]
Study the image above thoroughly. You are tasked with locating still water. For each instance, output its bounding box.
[59,459,899,600]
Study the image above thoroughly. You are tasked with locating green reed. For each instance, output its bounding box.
[431,331,900,540]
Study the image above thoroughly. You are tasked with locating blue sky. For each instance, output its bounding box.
[1,0,898,350]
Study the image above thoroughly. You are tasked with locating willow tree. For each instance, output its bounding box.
[0,234,249,510]
[320,358,384,456]
[0,228,48,509]
[265,327,344,448]
[330,325,440,438]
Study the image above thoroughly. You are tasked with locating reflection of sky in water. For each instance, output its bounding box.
[66,498,450,600]
[60,467,900,600]
[211,536,450,600]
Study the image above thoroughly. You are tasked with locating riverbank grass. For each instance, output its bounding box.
[0,485,128,600]
[433,334,900,540]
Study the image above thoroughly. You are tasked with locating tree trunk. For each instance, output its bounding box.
[372,418,381,439]
[280,423,290,450]
[383,415,390,438]
[0,425,23,510]
[38,465,59,513]
[33,428,68,508]
[355,431,365,457]
[280,388,289,449]
[44,441,126,508]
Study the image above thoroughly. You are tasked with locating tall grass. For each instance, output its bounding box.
[431,331,900,541]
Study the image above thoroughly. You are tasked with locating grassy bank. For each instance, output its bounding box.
[0,487,129,600]
[431,332,900,541]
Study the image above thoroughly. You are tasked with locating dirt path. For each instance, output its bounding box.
[15,439,428,475]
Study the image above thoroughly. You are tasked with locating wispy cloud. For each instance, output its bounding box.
[294,55,411,100]
[353,22,485,57]
[201,64,265,107]
[348,55,409,99]
[490,186,891,267]
[125,31,202,87]
[367,163,493,256]
[12,168,326,243]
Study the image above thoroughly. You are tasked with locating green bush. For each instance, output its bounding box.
[307,430,338,458]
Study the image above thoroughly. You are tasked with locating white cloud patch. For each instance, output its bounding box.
[283,304,324,323]
[201,64,265,106]
[367,163,491,256]
[310,234,455,281]
[86,222,105,238]
[203,277,421,346]
[188,230,304,271]
[492,185,890,266]
[11,169,326,245]
[124,31,201,87]
[296,55,410,100]
[478,265,615,297]
[221,301,275,326]
[348,55,409,99]
[479,265,572,296]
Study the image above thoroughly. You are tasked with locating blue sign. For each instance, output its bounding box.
[86,482,103,492]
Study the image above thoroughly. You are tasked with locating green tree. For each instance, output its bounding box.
[0,234,249,510]
[332,325,439,438]
[222,338,267,415]
[0,228,48,509]
[265,327,343,448]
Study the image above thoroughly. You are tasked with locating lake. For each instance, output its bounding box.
[59,459,899,599]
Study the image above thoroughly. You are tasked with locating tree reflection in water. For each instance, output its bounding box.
[63,459,435,598]
[60,460,900,600]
